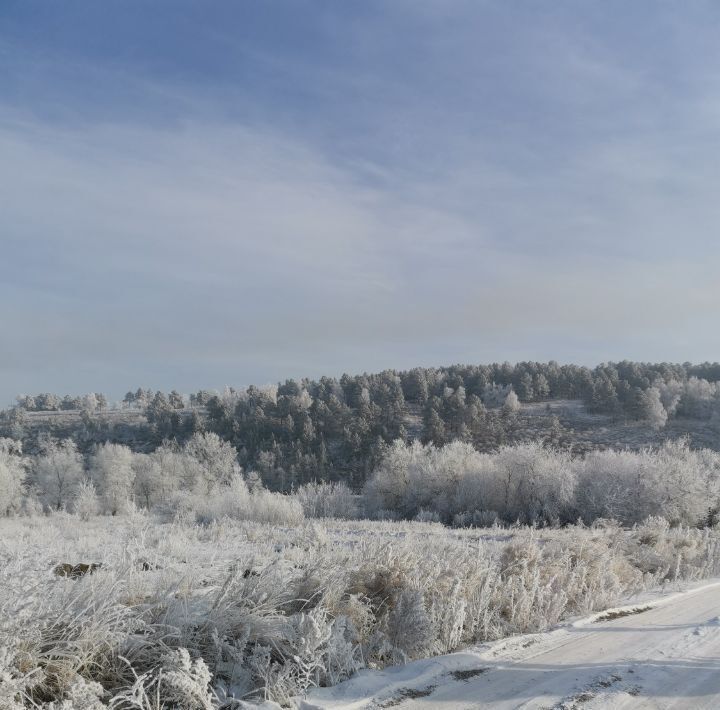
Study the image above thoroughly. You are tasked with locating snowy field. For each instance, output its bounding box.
[2,513,720,708]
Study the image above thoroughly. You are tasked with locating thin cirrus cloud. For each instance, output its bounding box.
[1,1,720,402]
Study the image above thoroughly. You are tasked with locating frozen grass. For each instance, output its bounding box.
[2,513,720,708]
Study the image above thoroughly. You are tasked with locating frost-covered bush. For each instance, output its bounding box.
[74,480,101,521]
[365,438,720,528]
[111,649,215,710]
[364,440,575,525]
[183,432,238,494]
[385,588,435,659]
[364,440,495,521]
[175,475,304,526]
[576,440,720,526]
[676,377,720,419]
[294,482,359,519]
[494,443,574,523]
[414,509,440,523]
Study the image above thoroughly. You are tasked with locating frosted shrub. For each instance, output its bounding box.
[183,432,238,494]
[295,482,359,519]
[576,450,653,524]
[385,588,435,660]
[556,535,642,613]
[364,440,575,525]
[323,616,364,686]
[20,495,44,517]
[242,607,334,705]
[181,475,304,526]
[577,442,720,527]
[650,440,718,526]
[364,440,496,521]
[494,443,575,524]
[90,443,135,515]
[74,480,101,521]
[250,487,304,526]
[497,539,567,632]
[110,649,214,710]
[190,475,251,523]
[428,578,466,654]
[494,530,645,633]
[50,677,107,710]
[625,518,720,581]
[366,438,720,528]
[0,641,40,710]
[473,510,500,527]
[414,509,440,523]
[154,649,214,710]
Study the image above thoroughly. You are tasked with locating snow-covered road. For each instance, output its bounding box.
[300,581,720,709]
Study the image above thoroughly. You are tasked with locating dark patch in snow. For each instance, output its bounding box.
[379,685,436,706]
[450,667,490,681]
[595,606,651,622]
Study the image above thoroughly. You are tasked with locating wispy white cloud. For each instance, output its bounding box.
[3,2,720,399]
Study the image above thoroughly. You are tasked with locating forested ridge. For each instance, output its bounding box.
[4,360,720,491]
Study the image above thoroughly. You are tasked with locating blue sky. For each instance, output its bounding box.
[2,1,720,403]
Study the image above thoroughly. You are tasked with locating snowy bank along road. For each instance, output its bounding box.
[300,581,720,710]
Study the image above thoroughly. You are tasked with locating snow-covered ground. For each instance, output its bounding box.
[301,580,720,709]
[4,514,720,708]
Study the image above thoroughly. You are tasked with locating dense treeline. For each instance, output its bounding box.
[150,360,720,488]
[15,392,109,412]
[2,433,719,529]
[4,361,720,490]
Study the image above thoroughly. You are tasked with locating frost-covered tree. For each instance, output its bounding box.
[74,479,100,520]
[494,443,575,523]
[481,383,513,408]
[576,440,720,526]
[657,379,683,417]
[677,377,719,419]
[35,393,61,411]
[33,439,84,511]
[152,442,203,497]
[169,390,185,409]
[81,392,99,412]
[642,386,668,430]
[90,443,135,514]
[184,431,238,493]
[502,390,520,414]
[0,438,25,516]
[516,373,534,401]
[132,452,164,509]
[533,373,551,400]
[423,407,446,446]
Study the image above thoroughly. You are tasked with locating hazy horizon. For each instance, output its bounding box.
[3,1,720,404]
